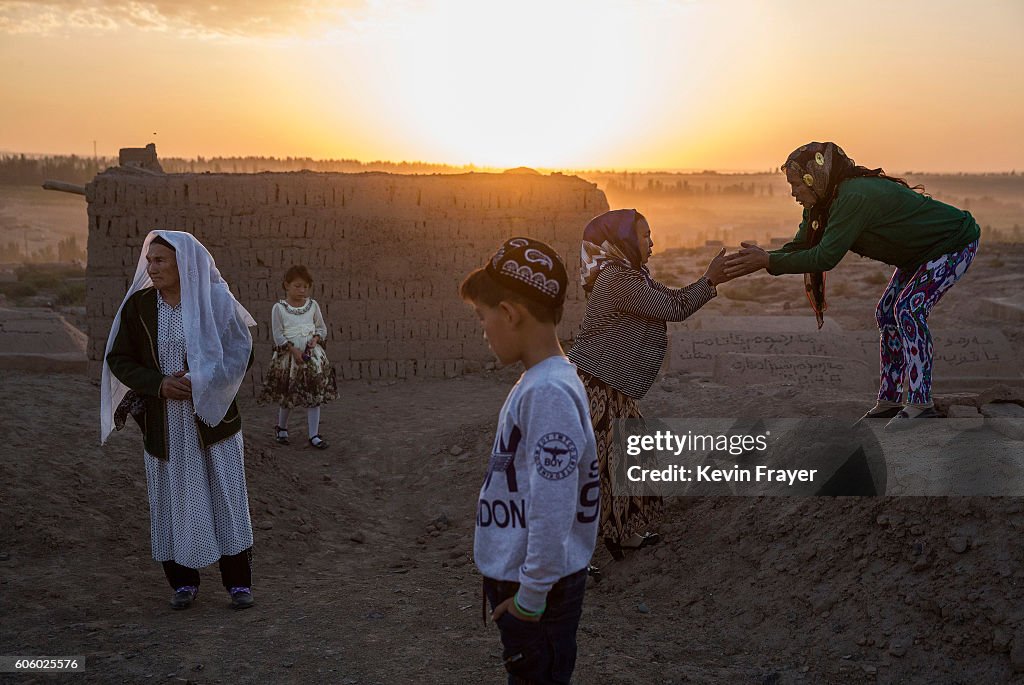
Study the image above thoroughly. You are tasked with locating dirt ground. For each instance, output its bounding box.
[2,245,1023,684]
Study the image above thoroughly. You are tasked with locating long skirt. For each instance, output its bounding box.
[577,369,663,543]
[260,344,338,409]
[144,398,254,569]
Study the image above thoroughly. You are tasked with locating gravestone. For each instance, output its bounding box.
[0,307,87,373]
[853,328,1023,390]
[669,331,860,372]
[713,353,873,390]
[681,315,842,333]
[981,296,1024,324]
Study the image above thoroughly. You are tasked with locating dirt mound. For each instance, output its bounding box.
[586,497,1024,683]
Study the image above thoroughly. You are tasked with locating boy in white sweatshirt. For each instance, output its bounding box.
[461,237,599,685]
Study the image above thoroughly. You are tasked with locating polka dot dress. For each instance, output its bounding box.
[144,293,254,568]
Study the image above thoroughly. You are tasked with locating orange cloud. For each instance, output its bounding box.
[0,0,365,36]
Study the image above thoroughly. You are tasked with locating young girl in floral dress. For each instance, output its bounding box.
[261,265,337,449]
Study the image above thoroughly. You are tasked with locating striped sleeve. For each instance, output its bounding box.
[647,277,675,296]
[598,266,716,323]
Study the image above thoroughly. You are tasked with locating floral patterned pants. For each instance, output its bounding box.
[875,239,978,405]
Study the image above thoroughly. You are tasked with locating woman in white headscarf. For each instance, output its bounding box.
[101,230,258,611]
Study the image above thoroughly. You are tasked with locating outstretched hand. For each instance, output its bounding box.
[723,242,770,279]
[703,248,729,286]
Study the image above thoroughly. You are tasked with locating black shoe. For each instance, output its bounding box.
[309,435,328,449]
[852,405,904,428]
[604,532,661,561]
[170,585,198,610]
[885,407,940,430]
[603,537,625,561]
[860,406,904,420]
[621,532,661,550]
[229,586,254,610]
[274,426,289,445]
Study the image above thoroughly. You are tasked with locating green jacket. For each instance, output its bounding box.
[768,177,981,275]
[106,287,252,460]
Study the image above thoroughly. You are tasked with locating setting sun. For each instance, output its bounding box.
[0,1,1021,170]
[377,0,645,167]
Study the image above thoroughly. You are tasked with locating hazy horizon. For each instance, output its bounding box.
[0,149,1020,177]
[2,1,1022,173]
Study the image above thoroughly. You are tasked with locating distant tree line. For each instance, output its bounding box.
[601,175,777,197]
[0,235,86,264]
[3,153,1017,188]
[0,154,115,185]
[0,153,479,185]
[158,156,477,175]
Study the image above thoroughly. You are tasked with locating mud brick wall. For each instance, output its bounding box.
[85,170,608,390]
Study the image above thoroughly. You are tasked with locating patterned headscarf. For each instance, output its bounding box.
[781,142,861,328]
[579,209,645,293]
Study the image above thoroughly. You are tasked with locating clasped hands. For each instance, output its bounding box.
[703,242,771,286]
[159,370,192,400]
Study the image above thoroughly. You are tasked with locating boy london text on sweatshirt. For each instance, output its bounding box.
[474,355,599,612]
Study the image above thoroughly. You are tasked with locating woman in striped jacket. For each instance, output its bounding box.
[569,209,728,560]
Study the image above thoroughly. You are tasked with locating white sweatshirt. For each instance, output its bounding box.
[473,355,599,612]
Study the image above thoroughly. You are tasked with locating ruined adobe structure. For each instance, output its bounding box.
[85,170,608,391]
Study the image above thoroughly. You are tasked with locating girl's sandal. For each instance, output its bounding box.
[309,435,329,449]
[275,426,290,445]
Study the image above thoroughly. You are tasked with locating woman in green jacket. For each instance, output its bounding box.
[724,142,980,426]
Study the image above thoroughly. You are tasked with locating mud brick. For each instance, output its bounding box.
[425,340,463,358]
[349,340,384,361]
[325,341,350,362]
[463,339,494,362]
[86,171,603,386]
[409,299,443,320]
[386,340,425,360]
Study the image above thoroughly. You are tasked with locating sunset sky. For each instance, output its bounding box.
[1,0,1022,171]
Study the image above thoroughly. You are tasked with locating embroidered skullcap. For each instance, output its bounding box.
[485,237,568,308]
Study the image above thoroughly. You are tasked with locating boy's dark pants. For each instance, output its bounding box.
[484,568,587,685]
[161,548,252,591]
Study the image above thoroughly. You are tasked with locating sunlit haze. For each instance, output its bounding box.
[1,0,1022,171]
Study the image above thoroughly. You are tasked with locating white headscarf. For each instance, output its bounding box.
[100,230,257,444]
